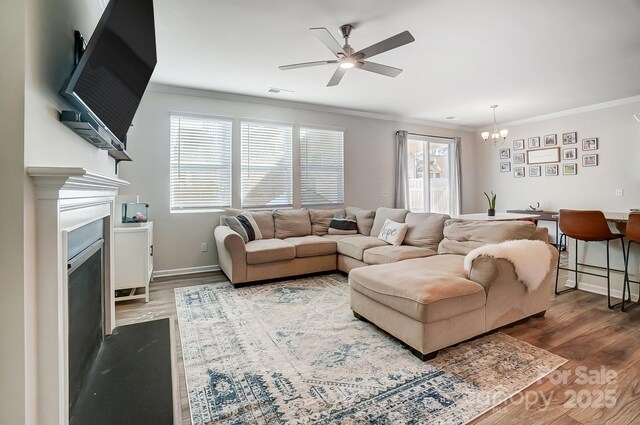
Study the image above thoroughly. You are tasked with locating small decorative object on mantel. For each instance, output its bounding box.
[528,202,541,211]
[484,191,497,216]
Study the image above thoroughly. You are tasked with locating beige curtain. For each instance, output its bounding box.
[394,130,409,208]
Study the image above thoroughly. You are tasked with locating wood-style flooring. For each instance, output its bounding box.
[115,261,640,425]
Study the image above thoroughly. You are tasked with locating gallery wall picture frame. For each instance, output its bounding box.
[513,153,525,164]
[514,167,525,178]
[499,148,511,159]
[582,154,598,167]
[545,164,559,176]
[513,139,525,150]
[563,163,577,175]
[563,132,577,145]
[563,147,577,161]
[500,162,511,172]
[544,134,557,146]
[527,147,560,164]
[529,165,542,177]
[528,137,541,148]
[582,138,598,151]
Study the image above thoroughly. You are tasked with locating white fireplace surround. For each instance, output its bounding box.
[28,167,129,425]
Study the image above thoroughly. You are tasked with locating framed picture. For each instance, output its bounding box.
[513,139,525,150]
[499,148,511,159]
[582,138,598,151]
[529,166,541,177]
[500,162,511,172]
[545,164,559,176]
[563,132,577,145]
[582,154,598,167]
[513,153,525,164]
[514,167,525,178]
[563,163,577,175]
[562,147,577,161]
[528,137,541,149]
[544,134,557,146]
[527,147,560,164]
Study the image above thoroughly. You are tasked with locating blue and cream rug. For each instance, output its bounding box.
[175,274,566,424]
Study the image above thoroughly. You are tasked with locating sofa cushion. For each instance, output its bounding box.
[337,236,388,261]
[403,212,450,250]
[284,236,337,258]
[245,239,296,265]
[322,234,359,242]
[377,219,409,246]
[349,255,486,323]
[438,219,537,255]
[346,207,376,236]
[226,209,275,239]
[370,207,410,237]
[309,208,345,236]
[273,209,312,239]
[363,245,437,265]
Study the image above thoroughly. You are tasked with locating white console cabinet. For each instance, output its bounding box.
[114,222,153,302]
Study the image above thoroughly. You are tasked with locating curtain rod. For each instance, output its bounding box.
[396,130,454,140]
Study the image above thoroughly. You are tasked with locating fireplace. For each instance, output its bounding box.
[67,219,105,416]
[28,167,129,425]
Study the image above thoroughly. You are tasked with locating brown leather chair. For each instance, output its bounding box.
[623,212,640,311]
[555,209,627,309]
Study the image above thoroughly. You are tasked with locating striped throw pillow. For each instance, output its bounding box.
[224,213,263,243]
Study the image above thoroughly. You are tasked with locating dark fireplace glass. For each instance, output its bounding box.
[67,235,104,415]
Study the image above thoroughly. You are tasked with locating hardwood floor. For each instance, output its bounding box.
[115,263,640,425]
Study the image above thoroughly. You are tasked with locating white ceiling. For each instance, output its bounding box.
[150,0,640,127]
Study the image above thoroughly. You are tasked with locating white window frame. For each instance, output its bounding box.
[408,135,455,214]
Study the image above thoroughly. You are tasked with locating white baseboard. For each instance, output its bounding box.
[565,280,639,302]
[153,264,221,279]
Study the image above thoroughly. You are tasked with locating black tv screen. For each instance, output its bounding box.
[61,0,157,146]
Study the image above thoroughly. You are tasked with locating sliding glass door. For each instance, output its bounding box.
[407,136,454,214]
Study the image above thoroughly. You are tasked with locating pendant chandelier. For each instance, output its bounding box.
[481,105,508,143]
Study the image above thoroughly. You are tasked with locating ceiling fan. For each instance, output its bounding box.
[279,24,415,87]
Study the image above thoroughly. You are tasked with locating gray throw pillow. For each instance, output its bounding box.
[224,214,263,243]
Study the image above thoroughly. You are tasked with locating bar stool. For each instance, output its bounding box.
[623,212,640,311]
[555,209,627,309]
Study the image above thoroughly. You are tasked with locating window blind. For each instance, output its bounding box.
[300,127,344,206]
[241,121,293,208]
[169,115,232,211]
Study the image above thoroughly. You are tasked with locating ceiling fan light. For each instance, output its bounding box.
[340,59,355,69]
[481,131,490,141]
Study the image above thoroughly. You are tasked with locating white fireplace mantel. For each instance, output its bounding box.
[28,167,129,425]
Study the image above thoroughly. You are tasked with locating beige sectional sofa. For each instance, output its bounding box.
[214,206,556,360]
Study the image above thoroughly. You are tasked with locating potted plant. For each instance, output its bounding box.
[484,191,497,216]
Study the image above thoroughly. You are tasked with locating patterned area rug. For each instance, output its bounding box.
[175,274,566,424]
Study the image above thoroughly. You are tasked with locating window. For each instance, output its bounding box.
[408,136,453,214]
[241,121,293,208]
[300,127,344,206]
[169,115,232,211]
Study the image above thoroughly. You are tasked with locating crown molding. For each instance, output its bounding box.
[146,83,475,131]
[475,95,640,130]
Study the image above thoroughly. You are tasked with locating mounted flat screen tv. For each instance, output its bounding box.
[60,0,157,148]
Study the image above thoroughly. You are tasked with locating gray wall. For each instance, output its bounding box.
[120,86,477,273]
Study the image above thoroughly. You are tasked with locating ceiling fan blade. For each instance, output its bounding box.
[360,61,403,77]
[327,67,346,86]
[353,30,415,60]
[310,27,346,57]
[279,60,337,70]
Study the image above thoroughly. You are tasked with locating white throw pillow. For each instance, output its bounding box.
[377,218,408,246]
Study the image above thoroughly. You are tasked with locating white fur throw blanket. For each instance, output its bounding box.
[464,240,552,291]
